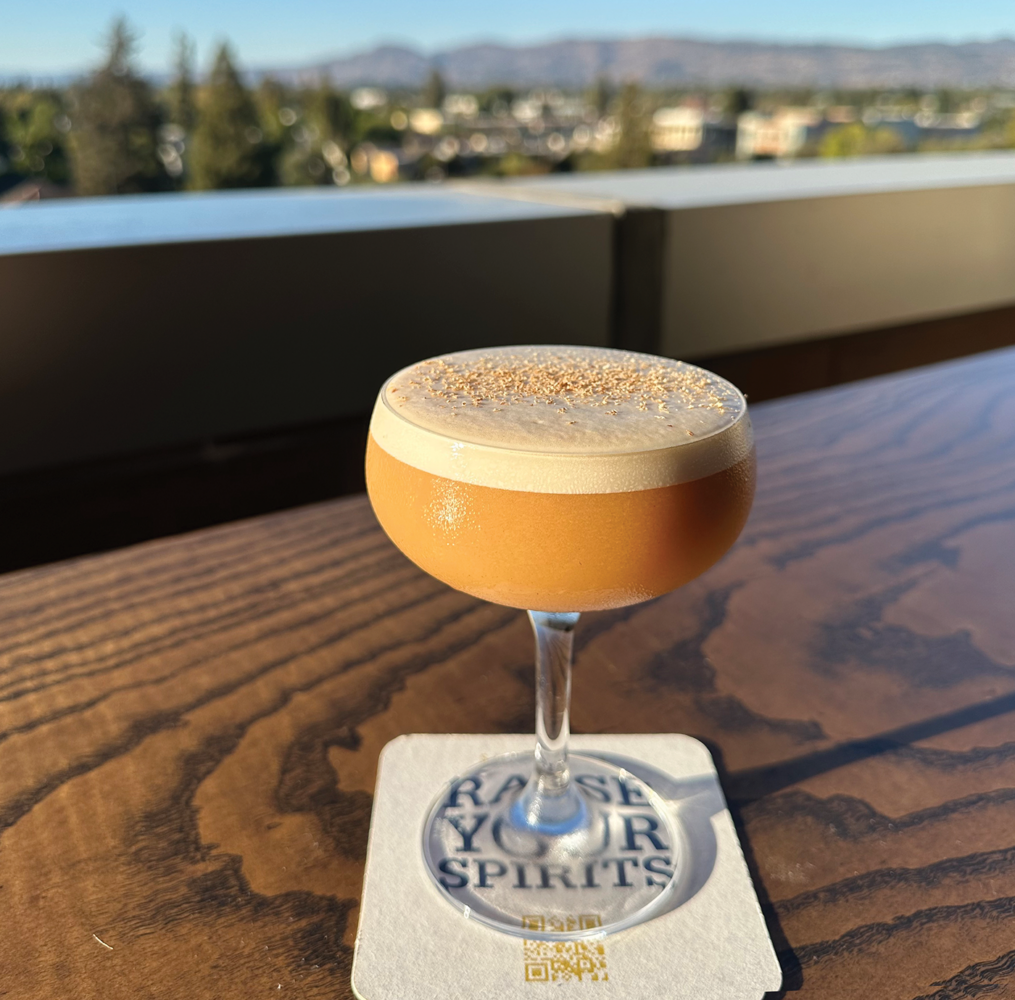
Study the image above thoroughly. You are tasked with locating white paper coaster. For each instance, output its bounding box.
[352,734,782,1000]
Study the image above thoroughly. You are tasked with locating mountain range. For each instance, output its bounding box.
[278,37,1015,90]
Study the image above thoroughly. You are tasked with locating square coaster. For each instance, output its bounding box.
[352,734,782,1000]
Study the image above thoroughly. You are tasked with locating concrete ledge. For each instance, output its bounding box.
[0,189,612,476]
[486,152,1015,357]
[4,155,1015,483]
[661,182,1015,357]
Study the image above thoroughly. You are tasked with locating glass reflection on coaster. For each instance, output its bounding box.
[423,751,680,938]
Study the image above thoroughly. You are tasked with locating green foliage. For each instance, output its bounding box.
[190,44,275,189]
[478,87,515,115]
[156,33,198,186]
[354,110,401,146]
[301,86,353,143]
[0,88,71,184]
[725,87,753,117]
[1003,112,1015,148]
[278,85,356,186]
[757,87,814,110]
[166,33,197,132]
[819,122,907,158]
[491,151,552,176]
[916,125,1014,153]
[601,82,654,170]
[253,78,289,148]
[68,18,168,195]
[934,89,963,113]
[587,77,612,116]
[422,70,446,109]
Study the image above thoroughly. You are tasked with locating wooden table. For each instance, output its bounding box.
[3,348,1015,999]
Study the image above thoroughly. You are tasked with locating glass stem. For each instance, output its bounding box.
[530,610,581,792]
[510,611,590,834]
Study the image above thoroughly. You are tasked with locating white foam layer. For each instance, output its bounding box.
[369,346,752,494]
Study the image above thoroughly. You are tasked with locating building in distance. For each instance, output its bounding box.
[651,106,736,162]
[736,108,825,159]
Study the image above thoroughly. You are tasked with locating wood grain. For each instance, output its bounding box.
[2,347,1015,999]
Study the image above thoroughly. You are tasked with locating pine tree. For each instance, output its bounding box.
[155,33,198,185]
[423,70,446,110]
[1,88,72,185]
[255,78,288,146]
[68,18,168,195]
[279,84,356,186]
[313,85,356,147]
[166,33,197,133]
[605,83,654,170]
[190,44,275,190]
[725,88,753,119]
[588,76,612,117]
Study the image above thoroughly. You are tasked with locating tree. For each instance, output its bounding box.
[604,82,654,170]
[253,77,289,147]
[495,151,551,176]
[819,122,906,158]
[936,89,961,114]
[479,87,515,116]
[314,85,356,144]
[279,84,357,186]
[190,43,275,189]
[725,87,753,118]
[166,32,197,133]
[423,69,446,110]
[156,33,198,185]
[0,88,72,186]
[588,76,612,116]
[68,18,168,195]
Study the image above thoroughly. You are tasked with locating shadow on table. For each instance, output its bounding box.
[704,741,802,997]
[706,687,1015,996]
[725,688,1015,805]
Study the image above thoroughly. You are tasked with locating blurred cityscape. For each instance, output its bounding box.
[5,20,1015,203]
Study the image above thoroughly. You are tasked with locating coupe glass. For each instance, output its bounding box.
[365,346,755,939]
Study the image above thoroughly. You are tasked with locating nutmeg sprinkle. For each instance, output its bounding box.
[379,346,747,459]
[389,349,736,415]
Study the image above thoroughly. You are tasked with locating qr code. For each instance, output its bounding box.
[522,915,608,983]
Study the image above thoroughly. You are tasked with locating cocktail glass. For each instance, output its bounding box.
[366,346,755,939]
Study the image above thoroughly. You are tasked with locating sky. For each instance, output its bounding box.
[5,0,1015,77]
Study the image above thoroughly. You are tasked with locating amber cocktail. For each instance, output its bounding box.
[366,345,755,938]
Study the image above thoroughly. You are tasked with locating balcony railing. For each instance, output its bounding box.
[3,152,1015,570]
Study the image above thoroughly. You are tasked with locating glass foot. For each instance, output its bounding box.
[422,751,679,939]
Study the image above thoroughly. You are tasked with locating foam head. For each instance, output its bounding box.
[369,345,752,494]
